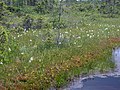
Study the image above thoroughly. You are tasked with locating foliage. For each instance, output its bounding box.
[0,26,19,64]
[23,15,33,30]
[34,0,50,14]
[0,2,11,21]
[0,0,120,89]
[52,19,67,29]
[98,2,120,17]
[71,3,94,12]
[33,17,43,29]
[7,6,21,13]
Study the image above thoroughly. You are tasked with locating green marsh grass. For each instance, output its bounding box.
[0,11,120,89]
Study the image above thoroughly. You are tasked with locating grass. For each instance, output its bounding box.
[0,8,120,89]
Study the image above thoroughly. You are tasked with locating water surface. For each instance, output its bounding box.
[65,47,120,90]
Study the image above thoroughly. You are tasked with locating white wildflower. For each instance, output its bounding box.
[76,26,78,29]
[29,57,34,63]
[59,42,61,45]
[26,31,28,33]
[18,35,20,37]
[33,45,37,48]
[21,52,24,55]
[90,35,92,38]
[42,39,45,42]
[33,31,36,33]
[60,33,64,38]
[39,59,42,62]
[78,45,82,47]
[36,35,38,37]
[8,48,11,52]
[24,29,26,32]
[14,37,16,39]
[77,36,81,39]
[91,30,94,32]
[105,28,108,30]
[65,32,68,34]
[74,42,76,45]
[0,62,3,65]
[112,25,115,27]
[87,34,89,37]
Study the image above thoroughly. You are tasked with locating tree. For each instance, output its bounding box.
[23,15,33,30]
[56,0,63,45]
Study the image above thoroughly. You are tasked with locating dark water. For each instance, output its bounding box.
[72,76,120,90]
[64,47,120,90]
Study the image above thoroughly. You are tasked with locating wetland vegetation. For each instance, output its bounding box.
[0,0,120,89]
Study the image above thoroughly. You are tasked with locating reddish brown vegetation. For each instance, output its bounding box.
[0,81,6,90]
[109,38,120,43]
[1,37,120,89]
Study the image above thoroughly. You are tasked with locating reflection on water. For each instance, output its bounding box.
[81,76,120,90]
[64,47,120,90]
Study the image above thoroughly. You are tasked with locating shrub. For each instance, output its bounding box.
[71,3,94,12]
[0,26,19,64]
[33,17,43,29]
[23,15,33,30]
[34,1,49,14]
[0,2,11,21]
[7,6,20,13]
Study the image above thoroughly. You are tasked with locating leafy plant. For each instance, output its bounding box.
[0,26,19,64]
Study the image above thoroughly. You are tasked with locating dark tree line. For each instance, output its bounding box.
[0,0,119,9]
[0,0,56,6]
[0,0,37,6]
